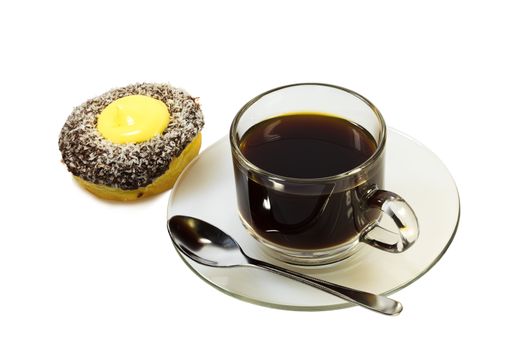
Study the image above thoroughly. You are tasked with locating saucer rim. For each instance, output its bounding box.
[167,128,461,311]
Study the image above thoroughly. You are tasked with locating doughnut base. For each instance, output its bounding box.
[75,133,202,201]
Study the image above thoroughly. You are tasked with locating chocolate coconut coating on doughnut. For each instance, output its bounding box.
[58,83,204,190]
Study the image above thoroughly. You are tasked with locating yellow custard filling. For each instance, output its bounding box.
[97,95,170,143]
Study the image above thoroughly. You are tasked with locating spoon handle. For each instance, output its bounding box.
[247,257,402,315]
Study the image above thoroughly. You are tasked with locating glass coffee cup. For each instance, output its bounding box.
[230,83,418,265]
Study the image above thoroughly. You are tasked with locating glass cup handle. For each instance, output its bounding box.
[361,189,419,253]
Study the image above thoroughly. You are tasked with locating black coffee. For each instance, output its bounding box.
[240,114,376,178]
[234,113,379,250]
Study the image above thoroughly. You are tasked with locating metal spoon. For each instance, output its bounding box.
[167,215,403,315]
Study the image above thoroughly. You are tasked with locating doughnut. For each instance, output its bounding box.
[58,83,204,201]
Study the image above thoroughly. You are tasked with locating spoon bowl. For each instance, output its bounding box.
[168,215,248,267]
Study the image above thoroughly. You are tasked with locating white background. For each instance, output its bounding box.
[1,0,523,349]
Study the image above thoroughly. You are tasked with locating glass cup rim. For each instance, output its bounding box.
[229,82,387,184]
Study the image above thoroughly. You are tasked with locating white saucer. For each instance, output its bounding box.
[167,129,460,310]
